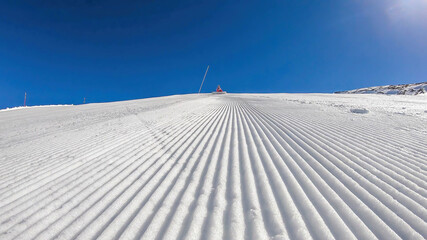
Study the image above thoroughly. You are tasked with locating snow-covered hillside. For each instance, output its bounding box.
[0,93,426,240]
[335,82,427,95]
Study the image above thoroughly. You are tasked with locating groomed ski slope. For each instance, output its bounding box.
[0,93,426,240]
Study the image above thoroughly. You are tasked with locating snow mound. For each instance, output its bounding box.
[0,104,73,112]
[335,82,427,95]
[0,93,426,239]
[350,108,369,114]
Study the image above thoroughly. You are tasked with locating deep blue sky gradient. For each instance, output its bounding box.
[1,0,427,108]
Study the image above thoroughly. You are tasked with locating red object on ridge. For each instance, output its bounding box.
[216,85,223,92]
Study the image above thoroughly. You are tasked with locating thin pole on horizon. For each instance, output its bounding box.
[24,92,27,107]
[198,65,210,94]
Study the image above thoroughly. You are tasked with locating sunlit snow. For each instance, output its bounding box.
[0,93,426,239]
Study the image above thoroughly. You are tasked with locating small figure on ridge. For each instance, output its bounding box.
[216,85,223,92]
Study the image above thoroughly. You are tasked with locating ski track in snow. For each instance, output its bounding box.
[0,93,426,240]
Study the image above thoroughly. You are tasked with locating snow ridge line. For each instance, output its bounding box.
[0,99,213,185]
[244,99,426,239]
[271,109,427,211]
[236,103,290,239]
[239,102,337,240]
[0,96,203,151]
[201,101,234,240]
[270,107,427,192]
[46,106,226,240]
[0,106,214,216]
[278,97,427,156]
[1,94,426,240]
[279,107,427,163]
[0,121,152,195]
[1,106,219,238]
[159,105,232,240]
[0,104,215,205]
[36,105,223,240]
[0,97,210,176]
[33,107,222,239]
[98,104,227,238]
[235,102,274,239]
[237,103,312,239]
[68,105,224,240]
[174,104,234,240]
[136,105,231,240]
[243,102,374,239]
[244,101,400,239]
[223,105,245,240]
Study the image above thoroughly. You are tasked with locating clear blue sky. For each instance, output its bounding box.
[1,0,426,108]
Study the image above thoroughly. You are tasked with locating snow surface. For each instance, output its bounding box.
[336,82,427,95]
[0,93,426,240]
[0,105,73,112]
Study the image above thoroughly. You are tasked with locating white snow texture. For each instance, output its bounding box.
[0,93,426,240]
[335,82,427,95]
